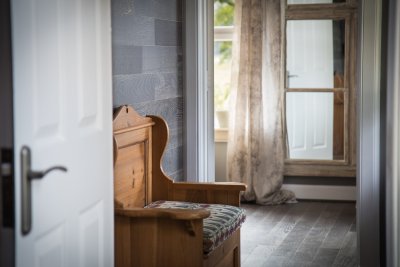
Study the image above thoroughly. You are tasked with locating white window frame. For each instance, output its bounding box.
[214,26,234,41]
[183,0,215,182]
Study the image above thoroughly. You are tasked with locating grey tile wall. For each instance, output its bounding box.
[112,0,184,181]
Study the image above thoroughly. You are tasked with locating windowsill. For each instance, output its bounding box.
[215,128,228,143]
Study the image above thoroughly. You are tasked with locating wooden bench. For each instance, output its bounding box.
[113,105,246,267]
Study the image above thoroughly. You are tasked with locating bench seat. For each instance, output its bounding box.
[145,200,246,253]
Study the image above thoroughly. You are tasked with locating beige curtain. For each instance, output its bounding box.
[227,0,295,205]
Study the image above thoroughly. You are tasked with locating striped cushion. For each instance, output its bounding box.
[145,200,246,253]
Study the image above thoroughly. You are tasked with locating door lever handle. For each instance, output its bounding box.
[20,146,67,235]
[29,166,67,180]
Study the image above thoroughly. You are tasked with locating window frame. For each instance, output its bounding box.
[183,0,215,182]
[283,1,358,177]
[214,26,234,41]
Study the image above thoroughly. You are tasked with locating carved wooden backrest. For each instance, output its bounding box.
[113,106,154,208]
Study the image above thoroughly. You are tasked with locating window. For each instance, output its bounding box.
[284,0,358,177]
[214,0,234,130]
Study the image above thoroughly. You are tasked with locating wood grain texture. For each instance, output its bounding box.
[284,164,356,177]
[113,105,153,132]
[310,248,341,267]
[115,207,210,220]
[332,232,358,266]
[321,204,355,249]
[293,203,343,262]
[283,1,358,178]
[333,74,345,160]
[114,106,154,208]
[286,3,357,19]
[241,202,357,267]
[270,203,327,258]
[149,114,246,207]
[128,216,204,267]
[113,105,246,267]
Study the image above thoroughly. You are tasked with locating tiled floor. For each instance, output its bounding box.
[241,201,357,267]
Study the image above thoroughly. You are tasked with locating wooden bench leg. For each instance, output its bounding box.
[203,230,241,267]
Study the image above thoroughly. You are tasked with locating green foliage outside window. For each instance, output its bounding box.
[214,0,234,26]
[214,0,234,65]
[214,0,234,112]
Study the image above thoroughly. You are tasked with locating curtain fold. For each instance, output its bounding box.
[227,0,295,205]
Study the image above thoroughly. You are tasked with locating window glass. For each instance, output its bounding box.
[285,92,345,160]
[214,0,234,26]
[214,41,232,112]
[214,0,234,128]
[286,20,345,89]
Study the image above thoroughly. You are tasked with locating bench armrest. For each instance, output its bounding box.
[170,182,246,207]
[173,182,246,191]
[115,207,210,220]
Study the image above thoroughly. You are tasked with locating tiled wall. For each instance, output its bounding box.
[112,0,184,181]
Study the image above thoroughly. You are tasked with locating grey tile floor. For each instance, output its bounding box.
[241,202,357,267]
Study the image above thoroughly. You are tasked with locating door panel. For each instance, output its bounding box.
[12,0,113,266]
[78,0,100,126]
[287,20,334,89]
[287,92,307,151]
[34,225,65,267]
[286,19,334,159]
[79,201,104,267]
[286,92,333,159]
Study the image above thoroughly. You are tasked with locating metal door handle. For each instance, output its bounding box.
[29,166,67,180]
[20,146,67,235]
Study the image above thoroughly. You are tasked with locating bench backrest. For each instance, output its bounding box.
[113,105,175,208]
[113,106,155,208]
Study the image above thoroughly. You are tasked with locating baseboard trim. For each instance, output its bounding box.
[282,184,356,201]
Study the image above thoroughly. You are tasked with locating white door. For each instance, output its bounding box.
[286,19,334,160]
[11,0,114,266]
